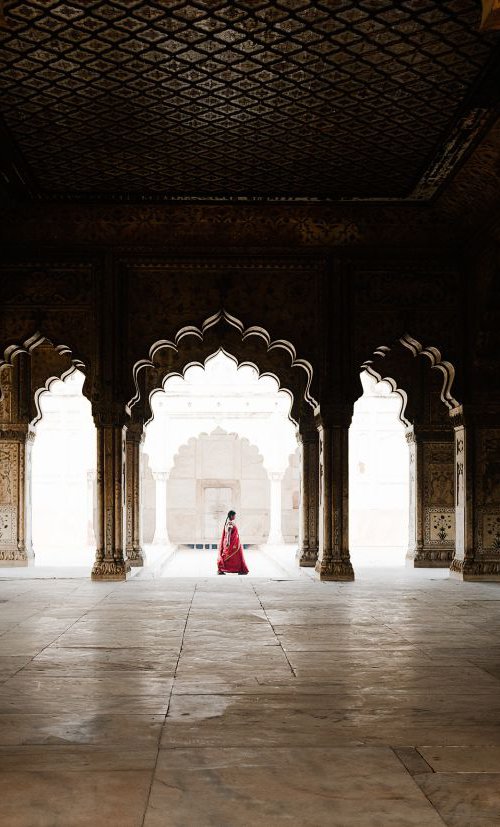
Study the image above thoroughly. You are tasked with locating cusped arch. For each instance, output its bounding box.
[0,332,90,423]
[360,333,461,423]
[361,366,410,427]
[147,347,294,429]
[128,310,318,426]
[1,331,85,371]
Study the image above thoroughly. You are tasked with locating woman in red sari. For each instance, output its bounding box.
[217,510,249,575]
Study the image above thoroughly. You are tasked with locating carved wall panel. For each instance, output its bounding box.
[0,262,98,393]
[476,430,500,555]
[124,258,322,366]
[0,443,17,506]
[422,440,455,555]
[0,367,12,424]
[0,505,16,547]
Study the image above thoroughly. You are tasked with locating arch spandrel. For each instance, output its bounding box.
[0,335,93,427]
[357,334,462,426]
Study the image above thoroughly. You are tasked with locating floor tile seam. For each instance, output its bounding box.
[391,747,450,826]
[0,608,46,640]
[250,583,296,678]
[0,599,108,687]
[140,582,197,827]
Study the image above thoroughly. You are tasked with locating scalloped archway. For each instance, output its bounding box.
[128,310,318,426]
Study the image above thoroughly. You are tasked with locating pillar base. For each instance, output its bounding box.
[0,548,31,566]
[406,547,454,568]
[315,558,355,581]
[296,546,318,567]
[91,558,131,581]
[127,548,145,568]
[450,557,500,581]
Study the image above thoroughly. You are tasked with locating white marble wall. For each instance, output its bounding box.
[142,435,300,546]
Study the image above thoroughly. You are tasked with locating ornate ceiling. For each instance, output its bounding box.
[0,1,499,202]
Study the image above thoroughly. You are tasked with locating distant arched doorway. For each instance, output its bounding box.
[139,351,300,574]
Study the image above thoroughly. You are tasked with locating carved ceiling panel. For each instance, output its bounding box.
[0,1,499,202]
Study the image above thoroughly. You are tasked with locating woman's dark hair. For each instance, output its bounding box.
[227,510,236,520]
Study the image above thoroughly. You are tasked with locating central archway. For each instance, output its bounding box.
[121,312,319,579]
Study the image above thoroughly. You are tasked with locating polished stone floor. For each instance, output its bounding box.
[1,564,500,826]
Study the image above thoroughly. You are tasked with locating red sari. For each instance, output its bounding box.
[217,519,249,575]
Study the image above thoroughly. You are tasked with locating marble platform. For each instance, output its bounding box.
[1,565,500,825]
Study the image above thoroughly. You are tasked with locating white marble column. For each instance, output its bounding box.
[152,471,170,545]
[268,471,284,546]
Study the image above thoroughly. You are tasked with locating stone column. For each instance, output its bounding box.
[315,406,354,581]
[125,428,145,566]
[0,426,35,566]
[86,470,97,547]
[91,418,130,581]
[450,406,500,580]
[152,471,170,545]
[296,425,319,566]
[267,471,284,546]
[406,427,455,568]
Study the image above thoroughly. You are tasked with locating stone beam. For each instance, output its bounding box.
[481,1,500,31]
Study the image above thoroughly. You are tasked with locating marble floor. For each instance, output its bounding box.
[1,566,500,825]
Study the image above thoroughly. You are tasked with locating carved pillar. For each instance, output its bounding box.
[91,417,130,581]
[450,406,500,581]
[0,426,35,565]
[86,470,97,546]
[152,471,169,545]
[315,406,354,581]
[268,471,284,545]
[125,427,145,566]
[296,424,319,566]
[406,427,455,568]
[0,361,34,566]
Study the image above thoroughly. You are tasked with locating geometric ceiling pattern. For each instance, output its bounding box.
[0,1,499,201]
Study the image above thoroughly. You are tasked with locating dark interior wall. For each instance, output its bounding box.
[0,201,490,424]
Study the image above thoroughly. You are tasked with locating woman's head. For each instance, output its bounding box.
[227,509,236,521]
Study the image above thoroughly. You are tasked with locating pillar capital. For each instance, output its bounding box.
[152,470,170,482]
[314,403,353,430]
[125,424,144,445]
[92,404,128,429]
[0,424,29,442]
[297,416,318,445]
[449,402,500,429]
[405,424,453,445]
